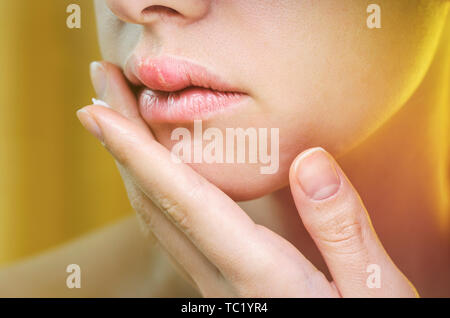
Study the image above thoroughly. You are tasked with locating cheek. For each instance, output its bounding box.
[93,0,447,199]
[241,1,447,157]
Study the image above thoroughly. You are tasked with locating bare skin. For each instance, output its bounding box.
[0,1,448,297]
[241,19,450,297]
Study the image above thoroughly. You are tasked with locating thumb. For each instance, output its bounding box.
[289,147,417,297]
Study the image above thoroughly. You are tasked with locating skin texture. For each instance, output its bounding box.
[95,0,449,201]
[1,0,447,298]
[77,75,418,297]
[80,0,450,297]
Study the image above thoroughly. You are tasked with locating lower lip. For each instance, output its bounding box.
[138,87,247,123]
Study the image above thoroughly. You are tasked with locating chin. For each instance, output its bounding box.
[186,163,290,202]
[149,120,299,201]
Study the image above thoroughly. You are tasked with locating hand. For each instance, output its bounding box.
[77,61,418,297]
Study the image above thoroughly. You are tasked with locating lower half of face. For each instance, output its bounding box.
[96,0,449,201]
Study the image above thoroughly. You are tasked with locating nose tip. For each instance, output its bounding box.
[106,0,210,25]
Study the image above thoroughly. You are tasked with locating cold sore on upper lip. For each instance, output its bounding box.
[127,55,243,94]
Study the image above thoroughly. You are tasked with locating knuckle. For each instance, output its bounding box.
[136,212,158,244]
[135,206,156,230]
[226,258,280,295]
[313,205,366,254]
[129,192,145,213]
[156,177,207,233]
[127,193,159,244]
[157,195,192,234]
[125,187,159,233]
[131,197,158,230]
[233,264,310,298]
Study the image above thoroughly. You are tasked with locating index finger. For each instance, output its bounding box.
[77,105,269,277]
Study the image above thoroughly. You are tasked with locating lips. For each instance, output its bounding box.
[125,55,248,123]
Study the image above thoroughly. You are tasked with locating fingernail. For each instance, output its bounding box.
[90,61,107,99]
[92,98,112,108]
[295,148,340,201]
[76,108,104,143]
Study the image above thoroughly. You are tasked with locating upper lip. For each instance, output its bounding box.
[124,55,244,94]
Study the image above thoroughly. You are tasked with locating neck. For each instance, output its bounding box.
[339,41,450,239]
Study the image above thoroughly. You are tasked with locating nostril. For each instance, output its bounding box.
[142,5,179,17]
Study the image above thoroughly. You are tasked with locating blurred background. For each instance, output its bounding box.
[0,0,131,266]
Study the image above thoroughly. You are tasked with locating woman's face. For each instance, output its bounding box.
[94,0,448,201]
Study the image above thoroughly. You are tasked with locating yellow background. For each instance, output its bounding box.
[0,1,131,265]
